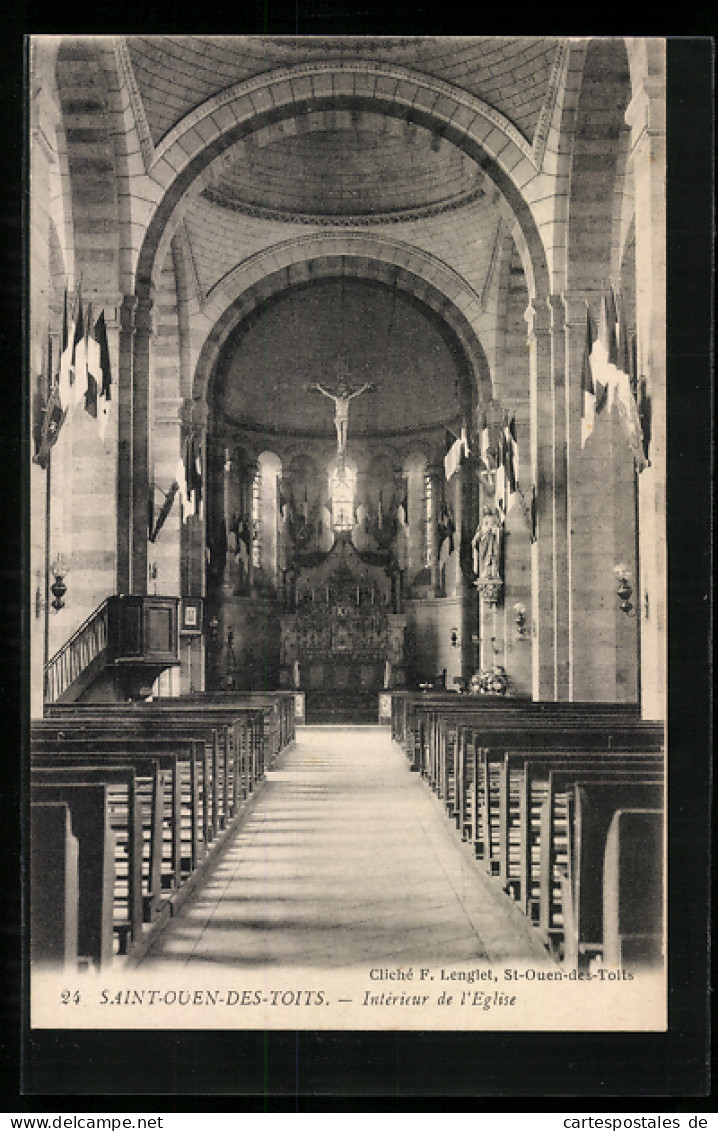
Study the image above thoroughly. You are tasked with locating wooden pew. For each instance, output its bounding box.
[31,772,127,967]
[36,708,260,804]
[602,807,663,968]
[389,691,664,968]
[30,801,79,967]
[31,695,297,970]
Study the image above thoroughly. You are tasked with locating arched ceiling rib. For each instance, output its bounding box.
[124,35,560,149]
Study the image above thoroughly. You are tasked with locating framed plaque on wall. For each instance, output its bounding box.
[180,598,202,635]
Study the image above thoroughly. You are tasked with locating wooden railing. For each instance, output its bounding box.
[44,599,110,705]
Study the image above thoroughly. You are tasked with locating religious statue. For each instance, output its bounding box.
[307,355,377,455]
[472,505,503,605]
[473,505,502,578]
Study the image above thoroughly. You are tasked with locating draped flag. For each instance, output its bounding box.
[397,477,408,526]
[506,415,519,488]
[479,412,492,471]
[581,305,598,448]
[181,435,203,520]
[95,310,112,441]
[610,297,649,470]
[58,289,72,410]
[83,302,99,418]
[443,424,470,481]
[33,335,66,470]
[591,287,620,409]
[495,416,519,520]
[70,292,86,407]
[176,434,202,521]
[437,501,455,555]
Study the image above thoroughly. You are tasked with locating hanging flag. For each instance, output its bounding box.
[494,434,507,520]
[70,291,86,407]
[479,412,492,470]
[607,296,649,471]
[33,342,66,471]
[437,501,455,555]
[176,453,189,518]
[83,303,99,418]
[581,306,598,448]
[95,309,111,440]
[590,287,618,413]
[504,415,519,495]
[58,289,72,409]
[443,432,463,480]
[530,484,537,543]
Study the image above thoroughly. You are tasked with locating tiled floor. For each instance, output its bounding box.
[141,726,551,969]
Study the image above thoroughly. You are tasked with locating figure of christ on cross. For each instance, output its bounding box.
[307,356,378,456]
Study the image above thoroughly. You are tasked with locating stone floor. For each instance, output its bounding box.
[141,726,551,970]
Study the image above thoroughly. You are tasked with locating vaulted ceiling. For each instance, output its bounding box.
[113,36,558,434]
[125,35,560,148]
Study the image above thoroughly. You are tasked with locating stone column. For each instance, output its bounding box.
[526,298,556,699]
[625,72,666,720]
[563,294,588,700]
[130,296,153,595]
[548,294,571,698]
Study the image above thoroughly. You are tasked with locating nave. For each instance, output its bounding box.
[140,726,550,970]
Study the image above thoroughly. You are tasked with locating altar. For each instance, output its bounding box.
[279,532,406,692]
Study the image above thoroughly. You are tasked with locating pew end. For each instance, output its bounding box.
[603,809,664,970]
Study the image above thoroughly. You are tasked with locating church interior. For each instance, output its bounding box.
[28,36,668,994]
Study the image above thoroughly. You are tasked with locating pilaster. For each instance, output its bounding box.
[526,297,555,699]
[625,72,666,719]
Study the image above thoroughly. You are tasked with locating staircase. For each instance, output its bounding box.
[44,600,110,704]
[304,690,379,724]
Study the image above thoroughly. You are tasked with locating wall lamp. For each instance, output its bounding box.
[614,564,636,616]
[450,627,459,648]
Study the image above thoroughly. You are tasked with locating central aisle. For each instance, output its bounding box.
[141,726,550,970]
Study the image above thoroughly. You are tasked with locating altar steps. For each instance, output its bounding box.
[304,690,379,724]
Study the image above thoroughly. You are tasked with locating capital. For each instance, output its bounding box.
[120,295,138,331]
[524,298,551,338]
[625,78,666,149]
[134,297,154,334]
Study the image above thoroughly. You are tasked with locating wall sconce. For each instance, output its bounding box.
[450,627,459,648]
[614,564,635,616]
[514,602,528,640]
[50,557,68,612]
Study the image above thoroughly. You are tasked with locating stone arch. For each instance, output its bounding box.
[133,60,551,303]
[565,37,633,296]
[193,237,494,411]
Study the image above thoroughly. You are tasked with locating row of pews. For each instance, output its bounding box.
[30,692,297,970]
[391,692,665,970]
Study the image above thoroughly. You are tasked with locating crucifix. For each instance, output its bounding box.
[308,353,377,457]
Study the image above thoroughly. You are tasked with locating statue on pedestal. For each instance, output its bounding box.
[472,505,503,606]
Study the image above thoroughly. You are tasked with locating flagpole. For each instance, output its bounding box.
[42,437,51,708]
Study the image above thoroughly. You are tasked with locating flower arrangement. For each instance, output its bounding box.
[469,666,509,696]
